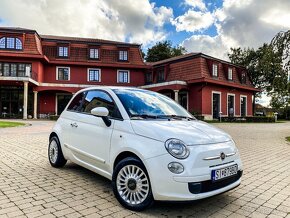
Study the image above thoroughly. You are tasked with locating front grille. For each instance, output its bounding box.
[188,171,242,194]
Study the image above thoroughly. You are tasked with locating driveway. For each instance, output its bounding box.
[0,120,290,218]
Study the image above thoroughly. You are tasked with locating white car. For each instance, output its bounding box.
[48,87,243,211]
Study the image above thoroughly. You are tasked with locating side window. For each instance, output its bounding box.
[67,92,86,112]
[82,90,121,119]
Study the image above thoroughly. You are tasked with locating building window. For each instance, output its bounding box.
[157,69,165,82]
[57,67,70,80]
[89,48,99,59]
[117,70,129,83]
[145,72,153,84]
[58,46,69,57]
[88,68,101,82]
[212,64,218,77]
[0,37,22,50]
[241,72,246,84]
[0,62,31,77]
[228,68,233,80]
[119,50,128,61]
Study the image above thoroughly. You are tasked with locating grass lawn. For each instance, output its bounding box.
[0,121,25,128]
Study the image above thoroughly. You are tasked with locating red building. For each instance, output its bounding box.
[0,27,258,120]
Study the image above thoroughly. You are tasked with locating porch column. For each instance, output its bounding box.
[23,81,28,120]
[33,91,38,119]
[174,90,179,102]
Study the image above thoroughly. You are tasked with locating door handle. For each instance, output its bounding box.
[70,122,78,128]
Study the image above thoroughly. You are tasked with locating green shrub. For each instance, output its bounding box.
[221,116,275,123]
[49,115,59,121]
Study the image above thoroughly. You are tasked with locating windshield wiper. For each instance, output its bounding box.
[130,114,158,119]
[157,115,196,121]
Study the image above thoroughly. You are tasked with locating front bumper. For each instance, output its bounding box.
[144,143,243,201]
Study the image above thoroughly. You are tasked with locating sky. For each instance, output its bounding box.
[0,0,290,106]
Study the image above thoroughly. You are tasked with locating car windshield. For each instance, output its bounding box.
[113,89,194,120]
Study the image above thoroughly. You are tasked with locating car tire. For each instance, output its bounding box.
[112,157,154,211]
[48,136,67,168]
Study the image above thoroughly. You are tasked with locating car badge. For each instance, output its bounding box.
[220,152,226,160]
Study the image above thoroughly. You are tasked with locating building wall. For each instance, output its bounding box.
[200,84,253,119]
[188,84,203,114]
[38,91,56,114]
[42,65,145,86]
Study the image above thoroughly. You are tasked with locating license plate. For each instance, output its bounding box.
[211,164,238,181]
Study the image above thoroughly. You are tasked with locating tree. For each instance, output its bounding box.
[269,30,290,109]
[145,40,186,62]
[228,30,290,114]
[228,47,263,112]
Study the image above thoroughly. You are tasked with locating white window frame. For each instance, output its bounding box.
[228,67,233,80]
[211,91,222,118]
[240,95,247,117]
[56,66,70,81]
[87,68,101,82]
[117,70,130,83]
[58,46,69,57]
[119,50,128,61]
[212,64,218,77]
[89,48,99,59]
[227,93,235,116]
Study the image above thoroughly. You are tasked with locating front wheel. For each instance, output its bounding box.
[48,136,67,168]
[112,157,154,211]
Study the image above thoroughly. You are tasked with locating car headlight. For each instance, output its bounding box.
[165,139,190,159]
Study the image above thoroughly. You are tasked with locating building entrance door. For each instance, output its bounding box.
[0,87,31,118]
[212,93,220,119]
[178,91,188,110]
[241,96,247,117]
[57,94,72,115]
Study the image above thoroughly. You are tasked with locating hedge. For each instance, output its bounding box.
[221,116,275,123]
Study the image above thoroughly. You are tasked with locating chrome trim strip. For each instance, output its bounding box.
[203,151,236,161]
[226,152,236,157]
[203,155,220,160]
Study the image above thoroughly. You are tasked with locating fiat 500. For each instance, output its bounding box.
[48,87,243,211]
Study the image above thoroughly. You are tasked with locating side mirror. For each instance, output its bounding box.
[91,107,111,127]
[91,107,109,117]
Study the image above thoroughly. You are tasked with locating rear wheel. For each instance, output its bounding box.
[112,157,154,211]
[48,136,67,168]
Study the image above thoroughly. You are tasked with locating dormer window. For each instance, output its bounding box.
[119,50,128,61]
[157,69,165,82]
[212,63,218,77]
[228,67,233,80]
[241,72,246,84]
[89,48,99,59]
[0,37,22,50]
[58,46,69,58]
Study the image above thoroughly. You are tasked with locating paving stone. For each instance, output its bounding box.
[0,120,290,217]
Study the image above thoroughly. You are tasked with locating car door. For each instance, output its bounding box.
[66,89,122,176]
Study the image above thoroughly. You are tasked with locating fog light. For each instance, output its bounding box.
[168,162,184,174]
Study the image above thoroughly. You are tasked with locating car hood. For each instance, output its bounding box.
[130,120,232,145]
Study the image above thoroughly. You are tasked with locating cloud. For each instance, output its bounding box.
[182,35,228,58]
[0,0,173,47]
[171,10,214,32]
[184,0,206,11]
[180,0,290,60]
